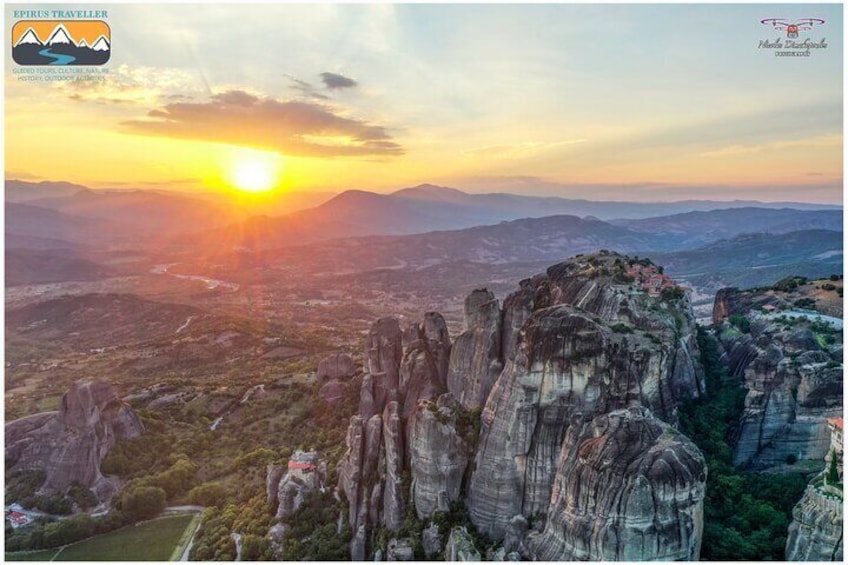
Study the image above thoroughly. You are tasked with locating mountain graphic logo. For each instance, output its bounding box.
[12,20,110,66]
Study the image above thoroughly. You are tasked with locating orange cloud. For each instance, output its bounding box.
[122,90,403,158]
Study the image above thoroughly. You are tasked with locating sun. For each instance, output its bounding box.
[228,151,280,193]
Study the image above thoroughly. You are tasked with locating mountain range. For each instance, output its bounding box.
[191,183,841,250]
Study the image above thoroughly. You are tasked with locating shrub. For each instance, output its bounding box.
[116,484,166,523]
[188,482,229,508]
[661,287,685,301]
[729,314,751,334]
[610,323,633,334]
[793,298,816,309]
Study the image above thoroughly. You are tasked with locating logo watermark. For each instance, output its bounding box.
[758,18,828,57]
[10,10,110,82]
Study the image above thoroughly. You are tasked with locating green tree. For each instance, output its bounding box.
[826,450,840,485]
[117,484,166,523]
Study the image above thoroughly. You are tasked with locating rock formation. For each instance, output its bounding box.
[785,417,843,561]
[266,451,325,519]
[713,288,843,469]
[529,407,707,561]
[466,256,705,539]
[421,522,443,558]
[335,253,708,560]
[317,352,356,404]
[785,482,843,561]
[408,393,471,519]
[5,379,144,500]
[317,352,355,380]
[338,313,451,559]
[445,526,481,561]
[447,289,503,410]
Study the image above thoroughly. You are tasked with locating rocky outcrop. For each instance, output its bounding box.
[317,352,356,404]
[408,393,471,519]
[338,314,449,559]
[529,407,707,561]
[5,379,144,500]
[445,526,482,561]
[336,253,708,560]
[713,292,843,469]
[274,451,324,519]
[447,289,503,410]
[317,352,355,380]
[382,401,405,531]
[467,255,705,540]
[266,464,285,507]
[399,313,451,420]
[422,522,443,558]
[785,481,843,561]
[387,537,415,561]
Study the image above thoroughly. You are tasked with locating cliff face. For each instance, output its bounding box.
[785,481,843,561]
[447,289,503,410]
[336,253,708,560]
[338,314,454,559]
[408,393,471,519]
[5,380,144,499]
[529,407,706,561]
[466,257,705,539]
[713,289,843,469]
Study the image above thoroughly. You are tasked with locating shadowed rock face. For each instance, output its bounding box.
[529,407,706,561]
[714,289,843,469]
[408,393,470,519]
[466,256,705,540]
[447,289,503,410]
[316,352,355,380]
[785,482,844,561]
[5,380,144,499]
[338,314,450,559]
[338,253,708,560]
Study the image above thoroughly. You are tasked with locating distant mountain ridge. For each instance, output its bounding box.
[391,183,841,218]
[653,230,843,291]
[197,183,841,250]
[6,178,842,252]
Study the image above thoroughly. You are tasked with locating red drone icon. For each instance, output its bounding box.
[761,18,825,39]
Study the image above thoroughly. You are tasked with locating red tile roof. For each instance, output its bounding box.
[288,461,316,471]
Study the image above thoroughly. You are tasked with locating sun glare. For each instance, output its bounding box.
[228,151,280,193]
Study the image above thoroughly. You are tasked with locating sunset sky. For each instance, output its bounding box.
[4,3,844,202]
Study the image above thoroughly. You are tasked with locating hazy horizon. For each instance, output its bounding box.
[5,3,843,204]
[5,176,845,206]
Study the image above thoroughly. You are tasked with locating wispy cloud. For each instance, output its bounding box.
[284,74,330,100]
[320,72,358,90]
[55,64,204,105]
[122,90,403,157]
[698,134,842,158]
[464,139,586,159]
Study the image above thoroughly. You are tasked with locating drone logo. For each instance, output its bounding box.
[761,18,825,39]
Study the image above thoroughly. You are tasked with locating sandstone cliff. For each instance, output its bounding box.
[466,255,705,539]
[713,288,843,469]
[447,289,503,410]
[785,480,843,561]
[529,407,706,561]
[335,253,708,560]
[5,380,144,500]
[338,313,454,559]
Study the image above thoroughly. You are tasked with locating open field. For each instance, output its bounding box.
[5,514,195,562]
[5,549,60,561]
